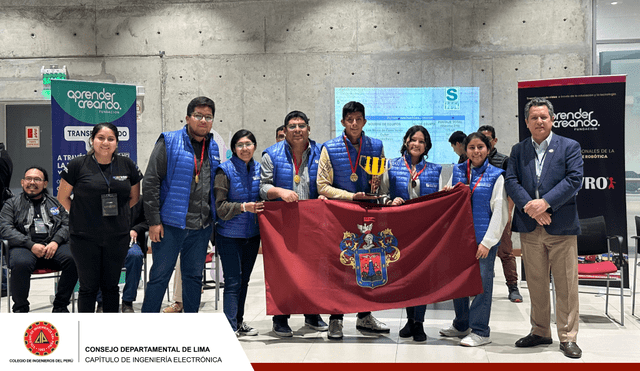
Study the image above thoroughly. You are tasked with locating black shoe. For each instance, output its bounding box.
[52,306,69,313]
[304,315,329,331]
[399,319,414,338]
[508,284,523,302]
[13,307,29,313]
[412,322,427,342]
[96,303,103,313]
[515,333,553,347]
[1,289,6,297]
[272,319,293,337]
[121,302,134,313]
[560,342,582,358]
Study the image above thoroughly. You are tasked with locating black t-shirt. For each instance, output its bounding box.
[60,154,143,239]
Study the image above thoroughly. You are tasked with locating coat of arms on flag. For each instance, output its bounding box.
[339,220,400,289]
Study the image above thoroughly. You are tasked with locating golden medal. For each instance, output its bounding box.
[294,174,301,184]
[350,173,358,182]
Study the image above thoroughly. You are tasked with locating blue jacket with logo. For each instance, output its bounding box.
[322,132,383,193]
[216,156,261,238]
[388,153,442,200]
[160,127,220,229]
[263,139,321,199]
[452,159,504,244]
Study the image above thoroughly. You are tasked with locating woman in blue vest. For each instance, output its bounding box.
[380,125,442,342]
[214,129,264,336]
[439,132,508,347]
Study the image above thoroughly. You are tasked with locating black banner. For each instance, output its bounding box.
[518,75,628,287]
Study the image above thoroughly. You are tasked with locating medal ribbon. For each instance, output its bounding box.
[403,156,427,186]
[193,139,205,182]
[291,150,301,179]
[343,133,363,178]
[467,159,484,195]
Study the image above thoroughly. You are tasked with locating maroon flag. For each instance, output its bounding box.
[259,183,482,315]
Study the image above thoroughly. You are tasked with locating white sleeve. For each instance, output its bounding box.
[480,175,508,249]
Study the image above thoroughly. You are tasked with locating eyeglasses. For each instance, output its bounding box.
[235,142,255,150]
[192,114,214,122]
[287,123,308,130]
[24,177,44,183]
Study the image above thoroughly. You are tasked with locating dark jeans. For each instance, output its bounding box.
[142,224,211,313]
[9,243,77,312]
[70,234,129,313]
[406,305,427,323]
[217,232,260,331]
[330,312,371,321]
[273,314,320,324]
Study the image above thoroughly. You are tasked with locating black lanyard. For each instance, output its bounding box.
[93,155,113,193]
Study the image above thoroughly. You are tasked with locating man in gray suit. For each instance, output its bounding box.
[505,97,584,358]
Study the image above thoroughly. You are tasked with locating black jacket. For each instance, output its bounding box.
[0,191,69,249]
[487,148,509,171]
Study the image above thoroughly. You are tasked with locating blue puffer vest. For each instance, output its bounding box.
[216,156,261,238]
[263,139,321,199]
[322,132,383,193]
[452,159,504,244]
[160,127,220,229]
[388,153,442,200]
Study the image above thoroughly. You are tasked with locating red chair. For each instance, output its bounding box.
[552,216,625,326]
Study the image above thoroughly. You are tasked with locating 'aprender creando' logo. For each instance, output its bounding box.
[51,80,136,125]
[24,321,60,356]
[67,88,121,110]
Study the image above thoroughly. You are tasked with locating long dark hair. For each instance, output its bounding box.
[87,122,119,157]
[400,125,432,159]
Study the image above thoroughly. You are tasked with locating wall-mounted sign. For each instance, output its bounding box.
[25,126,40,148]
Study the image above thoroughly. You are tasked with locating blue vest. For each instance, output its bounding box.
[263,139,321,199]
[388,153,442,200]
[322,132,383,193]
[452,159,504,244]
[216,156,261,238]
[160,127,220,229]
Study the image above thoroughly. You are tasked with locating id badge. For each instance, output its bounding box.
[33,218,47,234]
[101,193,118,217]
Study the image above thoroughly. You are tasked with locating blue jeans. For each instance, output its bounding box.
[141,224,211,313]
[216,232,260,331]
[452,244,498,337]
[96,244,144,304]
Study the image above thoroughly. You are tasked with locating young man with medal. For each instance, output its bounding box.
[260,110,329,337]
[141,96,221,313]
[316,101,390,339]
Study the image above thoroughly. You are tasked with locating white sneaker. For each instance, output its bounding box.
[237,322,258,336]
[439,325,471,338]
[356,314,390,333]
[328,319,343,339]
[460,332,491,347]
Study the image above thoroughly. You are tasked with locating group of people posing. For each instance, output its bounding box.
[0,96,584,359]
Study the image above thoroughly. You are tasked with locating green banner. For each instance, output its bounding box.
[51,80,136,125]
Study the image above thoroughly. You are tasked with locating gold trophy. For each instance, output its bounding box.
[359,156,391,196]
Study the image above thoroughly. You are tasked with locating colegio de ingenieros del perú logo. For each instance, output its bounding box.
[24,321,59,356]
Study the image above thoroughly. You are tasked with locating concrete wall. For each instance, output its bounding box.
[0,0,592,170]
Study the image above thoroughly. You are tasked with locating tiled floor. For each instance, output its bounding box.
[4,252,640,363]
